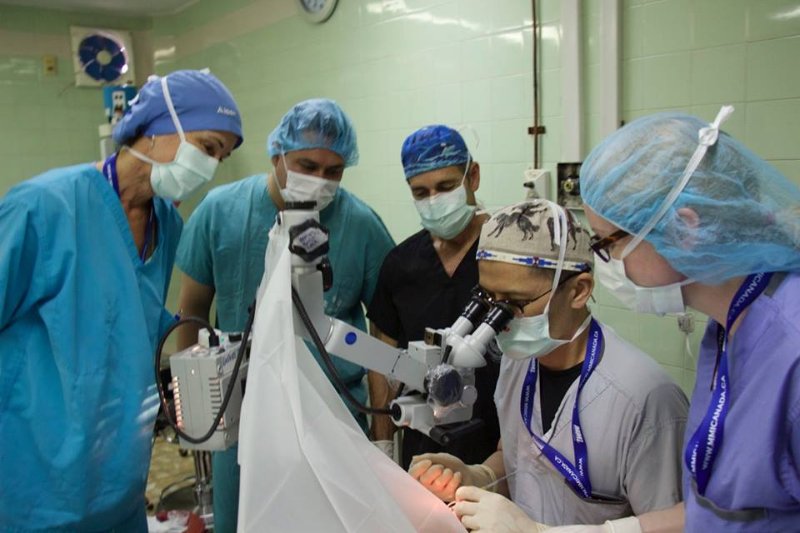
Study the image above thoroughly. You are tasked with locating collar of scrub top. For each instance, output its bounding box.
[684,271,773,496]
[102,152,155,263]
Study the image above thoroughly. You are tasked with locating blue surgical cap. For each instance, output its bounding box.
[581,111,800,283]
[266,98,358,167]
[113,69,243,148]
[401,125,470,180]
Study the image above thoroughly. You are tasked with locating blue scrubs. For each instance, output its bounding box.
[683,272,800,531]
[0,164,182,531]
[175,174,395,533]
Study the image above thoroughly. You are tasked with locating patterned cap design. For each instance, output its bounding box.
[477,200,593,272]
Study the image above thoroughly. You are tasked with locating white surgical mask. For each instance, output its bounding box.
[594,106,735,315]
[595,256,692,315]
[498,309,591,360]
[414,161,476,239]
[275,154,339,211]
[495,205,588,359]
[126,76,219,201]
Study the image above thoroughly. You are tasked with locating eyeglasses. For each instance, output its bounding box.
[589,229,629,262]
[475,286,547,314]
[476,271,582,315]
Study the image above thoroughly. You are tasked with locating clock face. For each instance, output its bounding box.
[301,0,326,12]
[298,0,338,23]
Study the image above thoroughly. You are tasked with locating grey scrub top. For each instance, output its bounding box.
[494,321,689,526]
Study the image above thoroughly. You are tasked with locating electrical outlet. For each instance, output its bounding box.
[522,167,551,201]
[42,55,57,76]
[677,313,695,334]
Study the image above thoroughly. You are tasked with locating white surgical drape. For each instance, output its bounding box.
[237,226,465,532]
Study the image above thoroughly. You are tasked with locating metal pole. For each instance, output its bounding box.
[193,450,214,530]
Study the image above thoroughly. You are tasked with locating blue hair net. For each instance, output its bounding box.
[113,69,243,148]
[581,111,800,283]
[401,125,470,180]
[266,98,358,167]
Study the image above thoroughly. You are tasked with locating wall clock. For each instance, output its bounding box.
[297,0,339,24]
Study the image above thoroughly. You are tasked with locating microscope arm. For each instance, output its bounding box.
[291,265,431,393]
[282,208,509,442]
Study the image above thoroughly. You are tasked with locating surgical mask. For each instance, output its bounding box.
[595,256,692,315]
[414,162,476,239]
[276,154,339,211]
[596,106,735,316]
[497,307,591,360]
[126,76,219,201]
[495,205,587,359]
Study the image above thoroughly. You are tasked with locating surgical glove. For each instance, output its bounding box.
[545,517,641,533]
[408,453,496,502]
[372,440,394,460]
[453,486,549,533]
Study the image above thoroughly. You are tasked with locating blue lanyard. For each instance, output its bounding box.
[684,272,772,495]
[520,318,603,499]
[102,153,121,196]
[102,153,155,263]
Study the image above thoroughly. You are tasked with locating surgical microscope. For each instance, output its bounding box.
[154,202,513,525]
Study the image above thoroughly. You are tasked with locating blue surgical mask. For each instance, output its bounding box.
[414,163,476,239]
[126,76,219,201]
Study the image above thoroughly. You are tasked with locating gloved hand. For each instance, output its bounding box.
[372,440,394,460]
[408,453,496,502]
[545,517,641,533]
[453,486,549,532]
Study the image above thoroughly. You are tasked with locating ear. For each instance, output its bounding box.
[676,207,700,250]
[466,161,481,192]
[569,272,594,309]
[271,154,280,170]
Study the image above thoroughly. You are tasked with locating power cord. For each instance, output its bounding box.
[154,306,254,444]
[291,286,393,416]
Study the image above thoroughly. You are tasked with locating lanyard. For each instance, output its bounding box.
[102,153,155,263]
[520,318,603,499]
[684,272,773,495]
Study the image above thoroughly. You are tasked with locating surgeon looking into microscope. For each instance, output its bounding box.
[411,199,689,531]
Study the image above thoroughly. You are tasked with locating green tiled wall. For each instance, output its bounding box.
[0,5,151,194]
[152,0,543,241]
[622,0,800,180]
[1,0,799,393]
[0,57,102,193]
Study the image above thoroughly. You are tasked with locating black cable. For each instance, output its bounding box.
[154,306,255,444]
[291,286,393,416]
